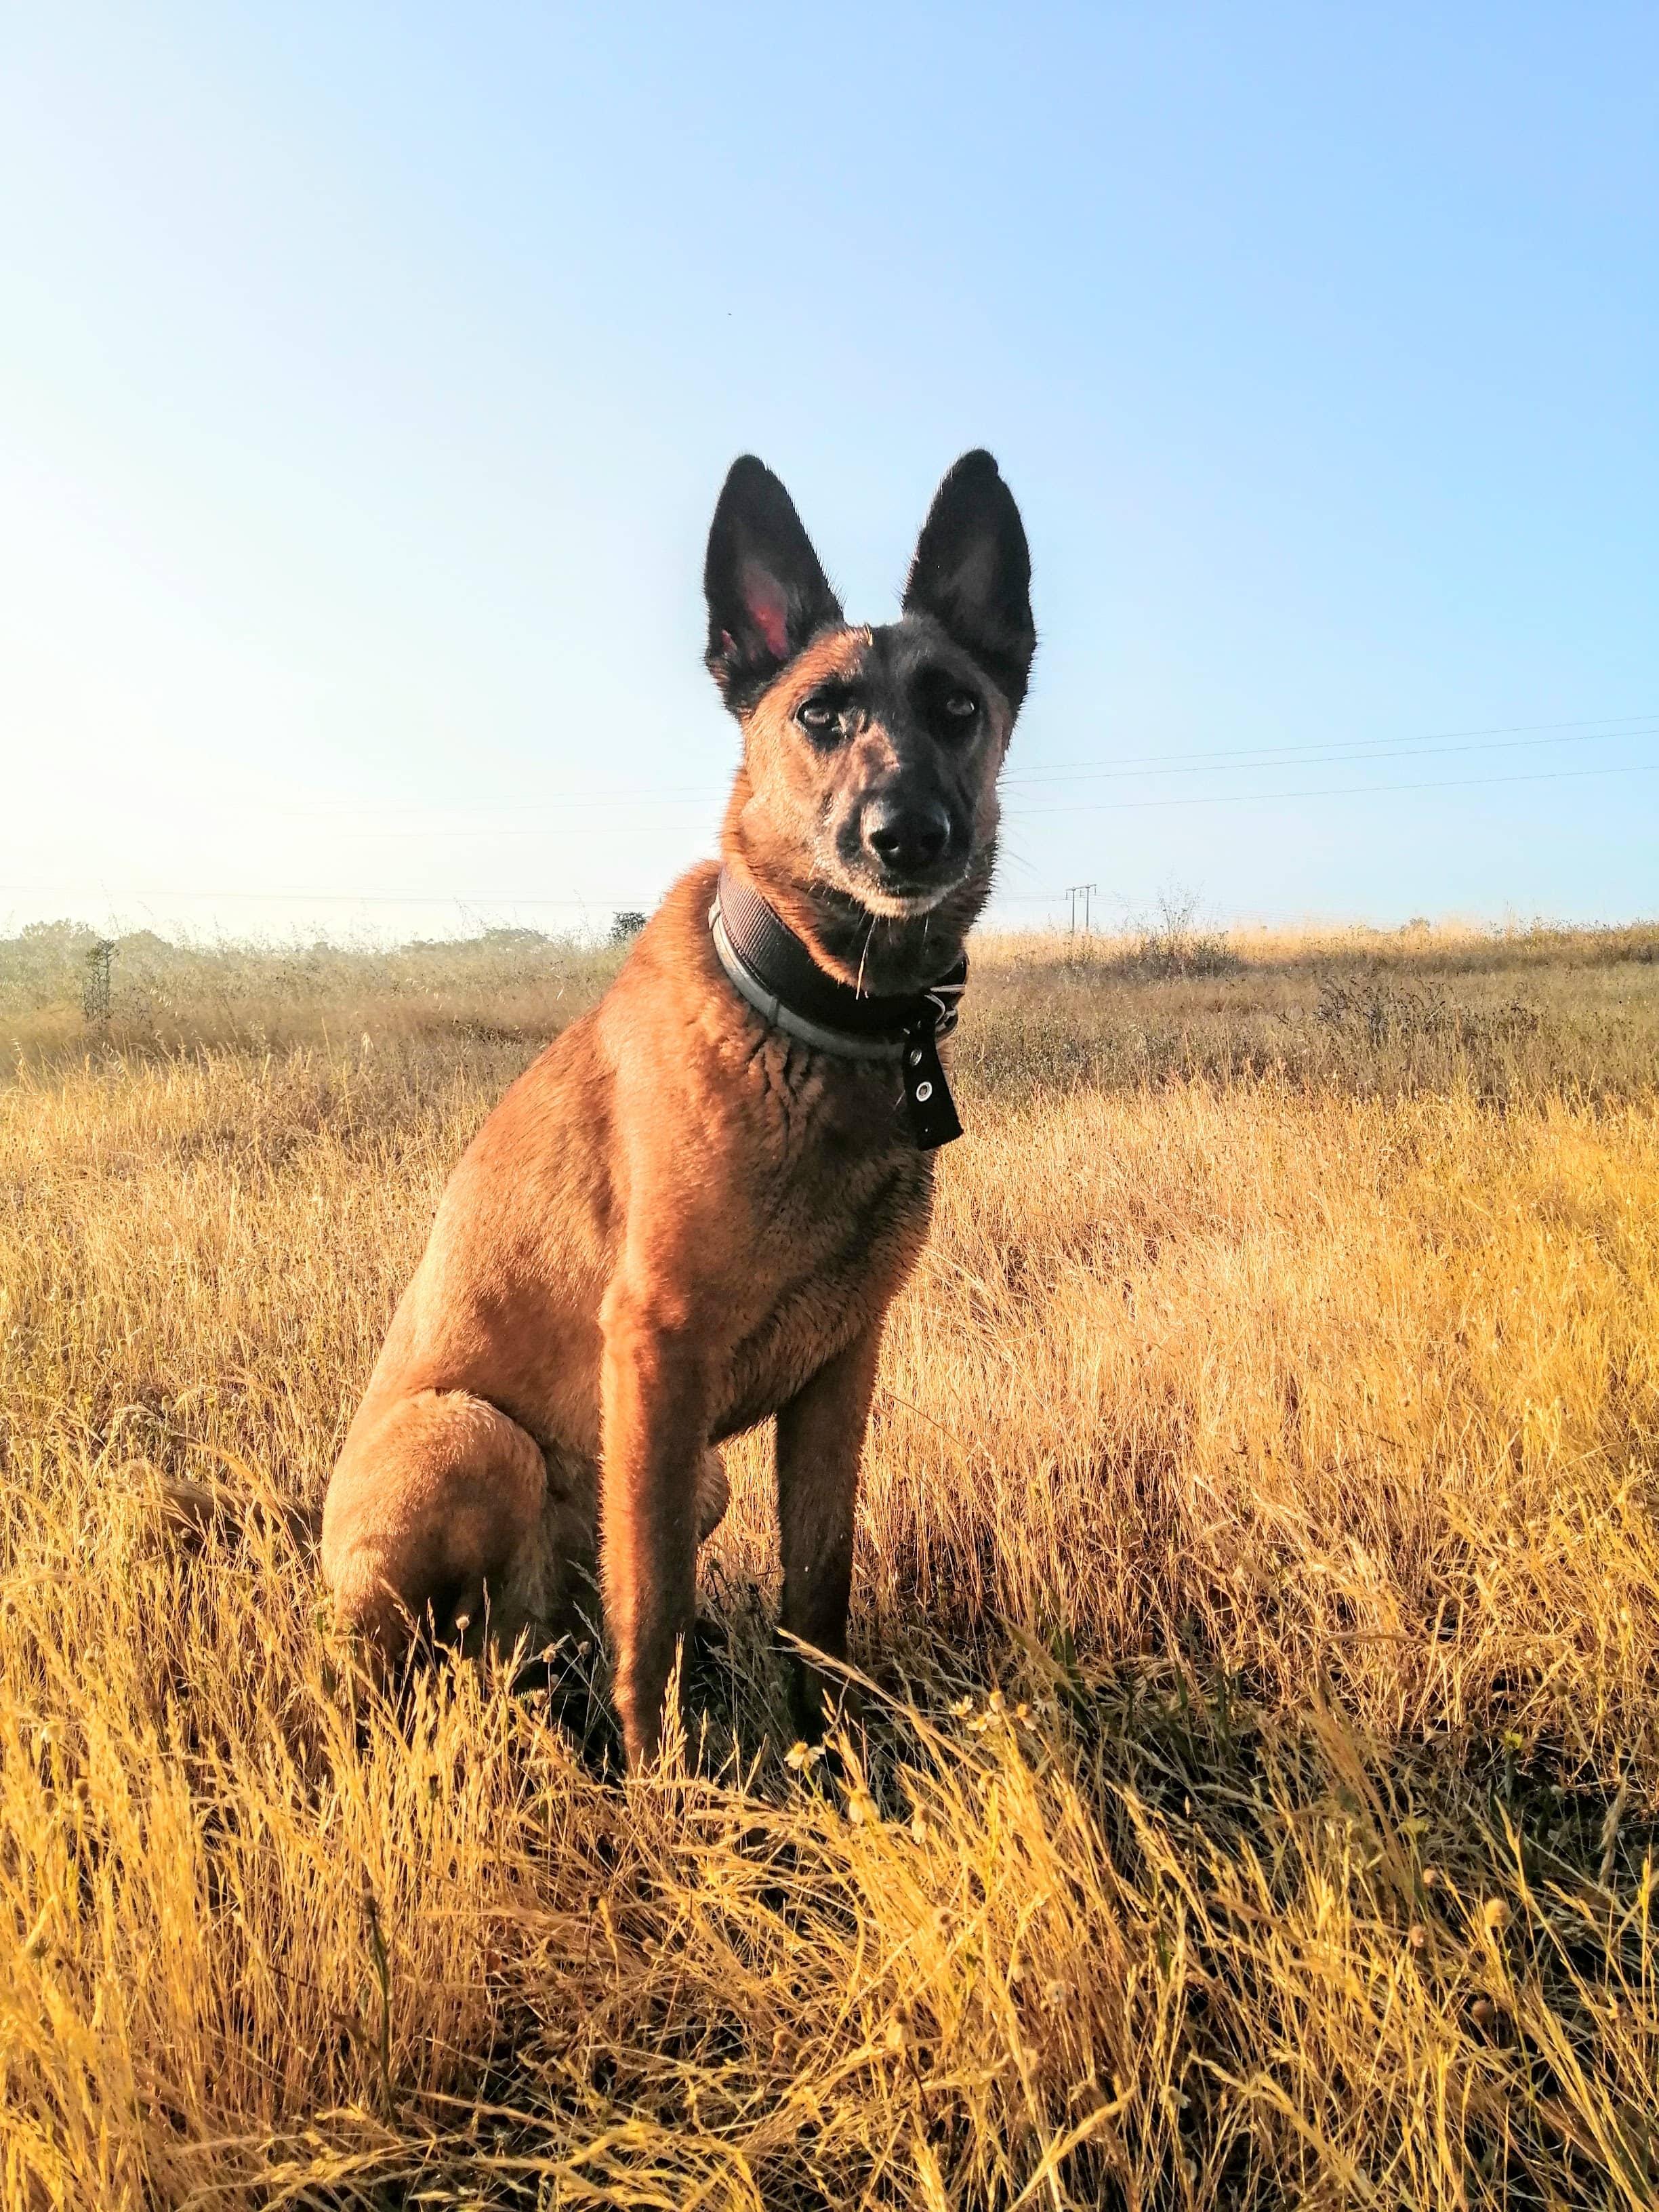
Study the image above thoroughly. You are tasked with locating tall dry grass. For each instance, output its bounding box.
[0,918,624,1065]
[2,919,1658,2206]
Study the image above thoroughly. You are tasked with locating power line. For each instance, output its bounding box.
[0,876,1073,918]
[260,708,1659,823]
[27,712,1650,840]
[11,752,1654,903]
[333,721,1659,836]
[9,742,1654,919]
[1002,708,1659,785]
[0,885,656,909]
[296,789,721,821]
[1002,720,1659,790]
[304,719,1659,840]
[1006,756,1659,818]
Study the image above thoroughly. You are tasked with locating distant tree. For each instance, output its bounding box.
[610,912,647,944]
[0,920,103,1010]
[479,926,550,949]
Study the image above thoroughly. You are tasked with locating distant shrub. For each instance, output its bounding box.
[0,918,102,1007]
[611,911,648,944]
[1315,972,1544,1046]
[475,926,554,949]
[1115,889,1243,980]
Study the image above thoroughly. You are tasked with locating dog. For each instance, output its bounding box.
[320,449,1035,1767]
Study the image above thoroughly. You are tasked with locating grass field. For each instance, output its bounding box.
[3,912,1658,2208]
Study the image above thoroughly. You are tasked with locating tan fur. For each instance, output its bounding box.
[321,455,1031,1766]
[321,852,936,1759]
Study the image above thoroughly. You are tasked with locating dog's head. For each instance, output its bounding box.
[705,452,1034,948]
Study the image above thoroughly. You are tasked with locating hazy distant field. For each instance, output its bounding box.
[3,913,1658,2207]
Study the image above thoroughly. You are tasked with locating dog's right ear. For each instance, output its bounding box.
[704,457,844,713]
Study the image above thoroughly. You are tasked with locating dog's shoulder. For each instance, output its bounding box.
[593,861,918,1213]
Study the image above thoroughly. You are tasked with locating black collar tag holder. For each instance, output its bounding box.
[900,1005,963,1149]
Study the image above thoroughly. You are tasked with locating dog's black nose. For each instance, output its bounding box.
[863,800,950,876]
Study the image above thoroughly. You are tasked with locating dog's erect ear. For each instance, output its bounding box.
[704,456,844,711]
[903,450,1036,713]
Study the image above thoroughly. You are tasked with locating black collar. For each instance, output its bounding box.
[709,865,967,1149]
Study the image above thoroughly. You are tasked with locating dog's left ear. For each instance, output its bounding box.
[705,456,844,712]
[903,450,1036,713]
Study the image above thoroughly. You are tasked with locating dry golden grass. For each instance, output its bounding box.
[3,918,1658,2207]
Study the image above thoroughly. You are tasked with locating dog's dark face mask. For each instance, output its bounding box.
[704,451,1036,938]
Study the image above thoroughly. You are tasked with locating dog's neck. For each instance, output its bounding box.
[718,769,989,998]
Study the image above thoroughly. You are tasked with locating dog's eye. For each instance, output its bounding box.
[943,691,980,724]
[796,697,840,737]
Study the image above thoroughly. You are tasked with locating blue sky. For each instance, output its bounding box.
[3,3,1655,940]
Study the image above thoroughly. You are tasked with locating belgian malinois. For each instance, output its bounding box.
[321,450,1036,1767]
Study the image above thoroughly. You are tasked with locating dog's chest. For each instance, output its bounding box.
[713,1136,931,1437]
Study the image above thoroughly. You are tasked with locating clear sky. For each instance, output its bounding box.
[3,3,1655,942]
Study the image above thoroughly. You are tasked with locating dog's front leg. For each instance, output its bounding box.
[599,1281,713,1769]
[776,1321,884,1739]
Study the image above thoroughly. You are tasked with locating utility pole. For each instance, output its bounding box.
[1065,883,1097,937]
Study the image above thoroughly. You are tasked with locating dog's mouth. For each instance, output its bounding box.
[850,874,964,919]
[834,852,972,920]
